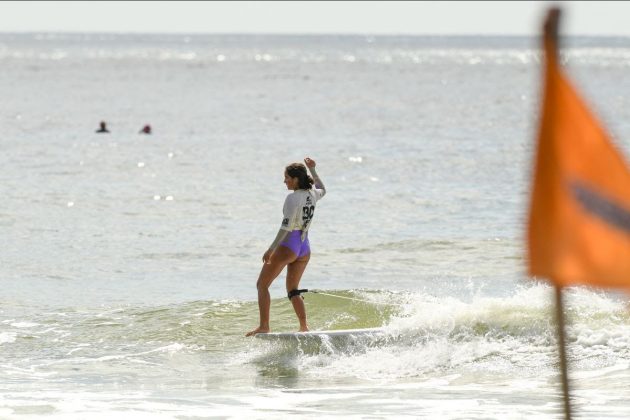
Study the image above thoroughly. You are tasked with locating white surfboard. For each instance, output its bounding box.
[255,327,386,340]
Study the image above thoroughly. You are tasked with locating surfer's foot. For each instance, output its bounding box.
[245,327,269,337]
[298,325,309,332]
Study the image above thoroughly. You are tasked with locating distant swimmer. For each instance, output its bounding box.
[139,124,152,134]
[96,121,110,133]
[246,157,326,337]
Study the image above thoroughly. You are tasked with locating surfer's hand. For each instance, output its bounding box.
[304,157,316,168]
[262,249,273,264]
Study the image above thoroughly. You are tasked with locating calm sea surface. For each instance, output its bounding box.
[1,33,630,419]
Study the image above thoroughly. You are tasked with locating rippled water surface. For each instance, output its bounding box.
[2,33,630,418]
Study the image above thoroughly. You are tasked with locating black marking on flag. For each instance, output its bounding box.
[570,180,630,234]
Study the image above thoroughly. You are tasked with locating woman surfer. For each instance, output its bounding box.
[246,157,326,336]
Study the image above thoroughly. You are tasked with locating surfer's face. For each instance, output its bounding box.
[284,171,298,190]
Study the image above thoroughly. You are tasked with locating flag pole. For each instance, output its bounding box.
[554,285,572,419]
[543,8,572,419]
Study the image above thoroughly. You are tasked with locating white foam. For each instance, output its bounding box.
[0,332,17,344]
[572,362,630,380]
[0,390,254,420]
[266,285,630,382]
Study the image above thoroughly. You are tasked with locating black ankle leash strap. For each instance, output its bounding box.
[287,289,309,300]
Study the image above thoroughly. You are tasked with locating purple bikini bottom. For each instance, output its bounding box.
[279,230,311,257]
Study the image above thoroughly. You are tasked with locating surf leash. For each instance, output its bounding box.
[303,289,402,306]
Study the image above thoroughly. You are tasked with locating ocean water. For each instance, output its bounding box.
[2,33,630,419]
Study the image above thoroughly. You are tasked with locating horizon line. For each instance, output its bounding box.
[2,30,630,38]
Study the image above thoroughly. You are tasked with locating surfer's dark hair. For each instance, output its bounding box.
[285,163,313,190]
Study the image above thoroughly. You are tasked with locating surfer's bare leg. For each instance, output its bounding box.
[245,246,296,337]
[286,253,310,332]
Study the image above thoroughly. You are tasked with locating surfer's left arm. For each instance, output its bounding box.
[263,229,290,263]
[263,193,296,263]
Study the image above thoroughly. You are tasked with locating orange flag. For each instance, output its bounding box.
[528,12,630,288]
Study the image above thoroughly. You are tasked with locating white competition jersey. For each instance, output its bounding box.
[280,188,326,237]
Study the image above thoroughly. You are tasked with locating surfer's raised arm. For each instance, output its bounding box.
[304,157,325,197]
